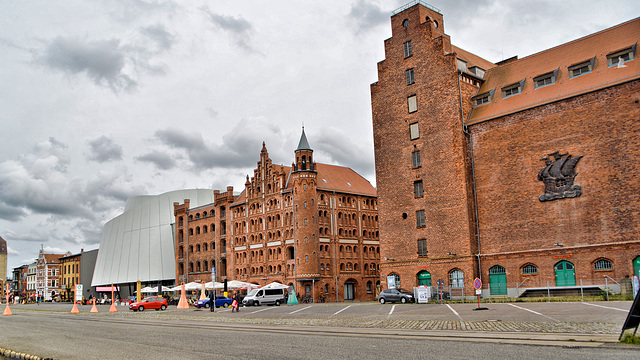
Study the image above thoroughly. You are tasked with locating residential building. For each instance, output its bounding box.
[371,1,640,297]
[27,262,37,298]
[174,130,380,301]
[36,249,64,300]
[59,251,82,301]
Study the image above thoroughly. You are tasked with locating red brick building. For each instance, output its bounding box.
[371,2,640,297]
[174,130,380,302]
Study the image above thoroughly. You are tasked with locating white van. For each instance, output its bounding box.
[242,288,285,306]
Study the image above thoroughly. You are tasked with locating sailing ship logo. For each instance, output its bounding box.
[538,151,582,202]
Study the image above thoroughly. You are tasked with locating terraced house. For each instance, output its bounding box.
[174,130,380,302]
[371,1,640,298]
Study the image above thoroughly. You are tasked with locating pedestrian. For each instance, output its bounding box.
[209,291,215,312]
[231,292,239,313]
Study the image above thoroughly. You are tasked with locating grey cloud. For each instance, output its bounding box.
[201,7,255,52]
[154,119,287,171]
[140,24,175,52]
[348,0,389,33]
[87,135,123,162]
[313,127,375,180]
[0,203,27,221]
[42,37,136,91]
[4,230,49,243]
[136,151,176,170]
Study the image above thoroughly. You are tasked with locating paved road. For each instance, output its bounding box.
[0,301,637,359]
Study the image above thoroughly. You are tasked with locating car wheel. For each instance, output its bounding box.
[139,306,144,312]
[275,300,280,306]
[401,297,407,304]
[161,305,166,311]
[204,302,210,309]
[223,303,229,308]
[379,298,385,304]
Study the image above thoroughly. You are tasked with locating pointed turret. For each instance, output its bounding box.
[294,128,315,172]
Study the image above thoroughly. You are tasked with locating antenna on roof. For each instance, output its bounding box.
[617,56,627,69]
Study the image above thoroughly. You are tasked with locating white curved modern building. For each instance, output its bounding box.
[91,189,214,287]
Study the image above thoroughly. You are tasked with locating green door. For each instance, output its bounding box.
[489,265,507,295]
[417,271,432,286]
[633,257,640,278]
[554,261,576,286]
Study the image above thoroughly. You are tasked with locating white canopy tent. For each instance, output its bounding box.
[262,281,289,290]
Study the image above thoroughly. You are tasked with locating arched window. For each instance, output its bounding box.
[522,264,538,275]
[450,269,464,288]
[594,259,613,270]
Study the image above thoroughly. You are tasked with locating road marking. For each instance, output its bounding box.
[583,302,628,312]
[250,307,277,314]
[289,306,312,314]
[331,305,352,316]
[508,303,558,322]
[388,305,396,316]
[446,304,463,321]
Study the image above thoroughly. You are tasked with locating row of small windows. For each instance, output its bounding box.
[517,259,614,274]
[473,45,636,107]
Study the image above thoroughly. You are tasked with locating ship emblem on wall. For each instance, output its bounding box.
[538,151,582,202]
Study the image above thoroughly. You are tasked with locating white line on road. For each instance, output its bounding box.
[508,303,558,322]
[289,305,312,314]
[331,305,352,317]
[583,302,628,312]
[388,305,396,316]
[446,304,463,321]
[250,307,277,314]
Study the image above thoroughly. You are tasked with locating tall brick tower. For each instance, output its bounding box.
[371,2,479,290]
[291,129,320,296]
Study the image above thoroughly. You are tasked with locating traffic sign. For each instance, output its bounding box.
[474,278,482,290]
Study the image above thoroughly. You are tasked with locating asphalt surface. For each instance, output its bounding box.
[0,301,638,359]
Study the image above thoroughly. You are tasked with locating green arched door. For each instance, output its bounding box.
[633,256,640,278]
[417,271,431,286]
[489,265,507,295]
[554,261,576,286]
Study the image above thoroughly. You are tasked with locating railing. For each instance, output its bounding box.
[392,0,441,15]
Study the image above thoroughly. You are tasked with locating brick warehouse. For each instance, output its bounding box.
[174,130,381,302]
[371,1,640,298]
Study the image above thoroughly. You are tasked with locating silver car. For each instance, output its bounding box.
[378,288,414,304]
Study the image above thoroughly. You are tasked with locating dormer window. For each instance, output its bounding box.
[502,80,525,98]
[607,45,636,67]
[472,88,495,107]
[569,58,595,78]
[534,69,558,89]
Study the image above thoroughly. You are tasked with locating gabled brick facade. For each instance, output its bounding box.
[372,2,640,297]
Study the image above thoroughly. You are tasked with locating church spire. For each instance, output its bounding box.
[296,127,312,151]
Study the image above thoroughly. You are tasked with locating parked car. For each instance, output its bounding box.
[129,296,167,311]
[430,287,451,301]
[242,288,285,306]
[195,295,233,309]
[378,288,414,304]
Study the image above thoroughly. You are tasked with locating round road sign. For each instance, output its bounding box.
[474,278,482,290]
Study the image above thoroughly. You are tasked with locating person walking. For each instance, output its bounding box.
[209,290,215,312]
[231,293,239,313]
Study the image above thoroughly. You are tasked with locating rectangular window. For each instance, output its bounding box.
[405,68,415,85]
[407,95,417,113]
[416,210,426,228]
[403,41,413,58]
[411,150,421,168]
[502,83,521,98]
[414,180,423,197]
[607,47,635,67]
[534,72,556,88]
[569,60,593,78]
[409,122,419,140]
[417,239,428,256]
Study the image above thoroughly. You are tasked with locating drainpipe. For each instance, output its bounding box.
[458,71,482,284]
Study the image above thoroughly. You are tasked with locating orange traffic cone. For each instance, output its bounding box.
[90,298,98,313]
[2,304,11,316]
[71,302,79,314]
[109,301,118,312]
[177,283,189,309]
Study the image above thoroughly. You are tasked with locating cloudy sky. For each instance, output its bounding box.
[1,0,638,273]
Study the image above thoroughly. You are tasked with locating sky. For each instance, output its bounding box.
[1,0,638,274]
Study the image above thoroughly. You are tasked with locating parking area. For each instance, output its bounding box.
[6,300,631,326]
